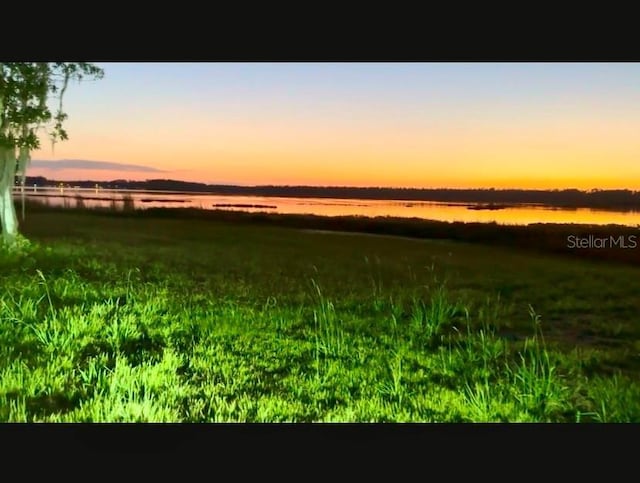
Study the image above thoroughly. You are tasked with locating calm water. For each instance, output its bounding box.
[16,187,640,227]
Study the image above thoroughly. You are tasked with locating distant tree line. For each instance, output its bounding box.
[22,176,640,211]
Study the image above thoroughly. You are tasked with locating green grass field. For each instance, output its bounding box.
[1,209,639,422]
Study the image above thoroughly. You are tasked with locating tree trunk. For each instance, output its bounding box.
[0,146,18,245]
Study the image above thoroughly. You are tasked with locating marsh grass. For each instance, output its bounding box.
[378,349,407,406]
[310,279,347,378]
[0,210,638,421]
[410,284,464,342]
[505,306,569,419]
[581,373,640,422]
[74,195,86,210]
[122,193,135,212]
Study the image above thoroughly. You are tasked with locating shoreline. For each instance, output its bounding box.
[19,201,640,267]
[16,192,640,228]
[14,186,640,213]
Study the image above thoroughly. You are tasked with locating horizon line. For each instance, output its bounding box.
[18,175,640,193]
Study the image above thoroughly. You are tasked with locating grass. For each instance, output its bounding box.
[19,198,640,266]
[0,208,638,421]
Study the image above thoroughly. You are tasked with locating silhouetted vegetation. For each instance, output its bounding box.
[19,199,640,267]
[23,176,640,211]
[212,203,277,209]
[121,193,135,212]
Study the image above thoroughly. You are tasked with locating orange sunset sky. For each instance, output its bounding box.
[29,62,640,190]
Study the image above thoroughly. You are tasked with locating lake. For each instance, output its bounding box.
[15,187,640,227]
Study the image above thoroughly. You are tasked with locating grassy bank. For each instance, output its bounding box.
[22,199,640,266]
[1,209,639,421]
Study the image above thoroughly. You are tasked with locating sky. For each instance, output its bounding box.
[28,62,640,190]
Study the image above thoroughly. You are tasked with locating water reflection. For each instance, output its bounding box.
[17,187,640,227]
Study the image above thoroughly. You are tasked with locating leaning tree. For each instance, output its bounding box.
[0,62,104,246]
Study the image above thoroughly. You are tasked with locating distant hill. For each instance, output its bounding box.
[18,176,640,211]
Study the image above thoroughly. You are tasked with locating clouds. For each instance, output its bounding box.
[31,159,166,173]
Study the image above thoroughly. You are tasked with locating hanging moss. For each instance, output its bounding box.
[0,63,104,245]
